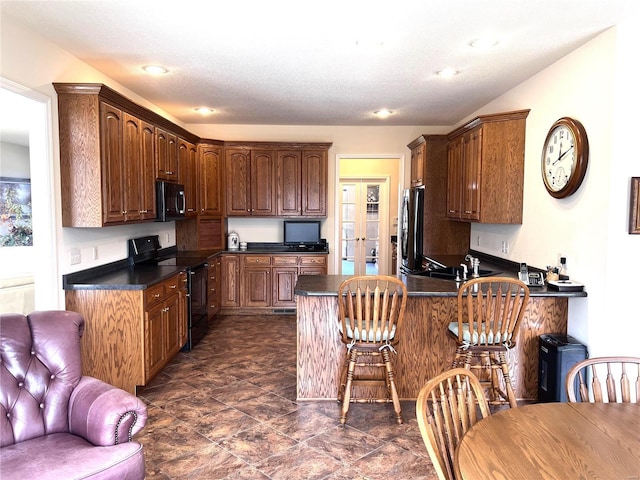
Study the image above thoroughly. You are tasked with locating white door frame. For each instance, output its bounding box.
[334,154,405,276]
[1,77,60,309]
[339,177,389,275]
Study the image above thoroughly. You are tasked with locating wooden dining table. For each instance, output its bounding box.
[455,402,640,479]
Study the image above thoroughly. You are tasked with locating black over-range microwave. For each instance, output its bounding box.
[156,181,185,222]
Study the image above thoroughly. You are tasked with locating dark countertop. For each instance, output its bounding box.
[63,244,327,291]
[223,242,330,254]
[294,274,587,298]
[63,248,222,291]
[65,265,187,291]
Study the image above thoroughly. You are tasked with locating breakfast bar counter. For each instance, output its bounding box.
[294,274,586,401]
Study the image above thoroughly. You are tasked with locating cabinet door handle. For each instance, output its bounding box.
[154,293,161,298]
[170,284,177,289]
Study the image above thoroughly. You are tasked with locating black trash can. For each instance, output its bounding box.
[538,334,587,402]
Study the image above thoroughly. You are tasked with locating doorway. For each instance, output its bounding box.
[0,78,59,311]
[339,178,388,275]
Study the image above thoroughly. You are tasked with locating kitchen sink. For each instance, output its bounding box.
[413,266,501,280]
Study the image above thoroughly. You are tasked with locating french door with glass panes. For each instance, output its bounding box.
[339,179,388,275]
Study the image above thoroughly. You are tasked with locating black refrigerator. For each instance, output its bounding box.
[400,186,424,273]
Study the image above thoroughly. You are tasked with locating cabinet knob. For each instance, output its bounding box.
[170,284,177,289]
[154,293,161,298]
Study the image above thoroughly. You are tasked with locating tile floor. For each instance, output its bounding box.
[137,314,438,480]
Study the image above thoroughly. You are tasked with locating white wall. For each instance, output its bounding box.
[463,20,640,355]
[0,142,30,176]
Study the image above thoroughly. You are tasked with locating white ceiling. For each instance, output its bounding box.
[0,0,637,131]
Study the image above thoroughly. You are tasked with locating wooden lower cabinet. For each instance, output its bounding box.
[220,255,241,308]
[273,267,298,306]
[242,255,271,307]
[65,272,188,394]
[219,253,327,313]
[207,256,221,318]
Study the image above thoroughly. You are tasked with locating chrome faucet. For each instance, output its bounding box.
[465,254,480,278]
[459,263,468,280]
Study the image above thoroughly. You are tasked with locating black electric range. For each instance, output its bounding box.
[128,235,209,350]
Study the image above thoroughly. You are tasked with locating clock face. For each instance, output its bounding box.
[544,124,576,192]
[541,117,589,198]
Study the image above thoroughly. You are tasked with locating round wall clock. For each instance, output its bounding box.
[541,117,589,198]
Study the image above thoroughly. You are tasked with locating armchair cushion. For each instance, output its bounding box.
[0,432,145,480]
[1,311,148,479]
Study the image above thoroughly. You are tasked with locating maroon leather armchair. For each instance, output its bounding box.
[0,311,148,479]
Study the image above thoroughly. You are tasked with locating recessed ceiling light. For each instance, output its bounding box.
[373,109,393,118]
[356,38,385,48]
[437,68,459,78]
[142,65,168,75]
[470,38,499,49]
[195,107,215,115]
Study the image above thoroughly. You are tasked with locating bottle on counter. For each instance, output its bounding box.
[559,257,569,280]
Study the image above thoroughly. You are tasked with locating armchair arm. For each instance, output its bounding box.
[68,376,147,446]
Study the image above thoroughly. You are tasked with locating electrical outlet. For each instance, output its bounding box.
[92,246,99,260]
[69,248,81,265]
[476,235,481,247]
[501,241,510,254]
[166,233,171,244]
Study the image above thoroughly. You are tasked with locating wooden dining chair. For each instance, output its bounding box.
[448,276,530,408]
[337,275,407,425]
[565,356,640,403]
[416,368,491,480]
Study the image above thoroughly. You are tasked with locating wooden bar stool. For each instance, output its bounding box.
[337,275,407,425]
[448,276,530,408]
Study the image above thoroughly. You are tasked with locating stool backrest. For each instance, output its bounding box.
[416,368,491,480]
[337,275,407,347]
[566,356,640,403]
[456,276,529,347]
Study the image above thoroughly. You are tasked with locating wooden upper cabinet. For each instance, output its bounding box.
[123,113,156,222]
[301,150,327,217]
[446,136,464,218]
[408,134,470,256]
[198,142,224,216]
[277,148,328,217]
[224,147,276,216]
[100,102,125,224]
[226,142,331,218]
[54,83,199,227]
[155,127,178,182]
[225,148,251,215]
[178,138,198,216]
[446,109,530,224]
[277,150,302,216]
[250,150,276,216]
[140,120,156,221]
[409,140,425,187]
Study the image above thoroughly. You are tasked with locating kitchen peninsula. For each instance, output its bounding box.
[294,273,586,402]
